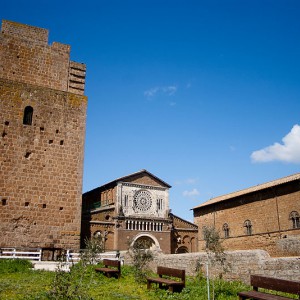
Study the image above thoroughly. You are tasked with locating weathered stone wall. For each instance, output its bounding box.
[124,250,300,284]
[0,20,87,251]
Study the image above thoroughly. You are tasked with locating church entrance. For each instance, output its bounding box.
[131,233,161,251]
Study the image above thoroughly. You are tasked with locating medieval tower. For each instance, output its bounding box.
[0,20,87,253]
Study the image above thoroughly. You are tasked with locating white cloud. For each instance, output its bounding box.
[174,178,198,185]
[144,87,159,97]
[144,85,177,98]
[163,86,177,95]
[183,188,200,197]
[251,124,300,163]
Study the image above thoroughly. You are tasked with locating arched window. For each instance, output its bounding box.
[94,231,102,238]
[223,223,230,238]
[244,220,252,235]
[23,106,33,125]
[289,211,300,229]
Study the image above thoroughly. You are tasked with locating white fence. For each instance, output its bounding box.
[0,248,42,261]
[0,248,122,264]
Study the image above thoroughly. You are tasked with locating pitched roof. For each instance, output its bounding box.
[171,213,198,229]
[100,169,171,188]
[192,172,300,210]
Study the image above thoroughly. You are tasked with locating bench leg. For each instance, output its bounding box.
[147,281,151,290]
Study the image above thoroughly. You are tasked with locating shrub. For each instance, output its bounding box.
[0,259,33,273]
[128,239,154,283]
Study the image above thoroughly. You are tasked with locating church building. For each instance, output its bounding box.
[81,170,198,254]
[193,173,300,256]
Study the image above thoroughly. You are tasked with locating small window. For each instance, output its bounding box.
[289,211,300,229]
[124,195,128,207]
[223,223,230,238]
[244,220,252,235]
[23,106,33,125]
[157,198,163,210]
[2,199,7,206]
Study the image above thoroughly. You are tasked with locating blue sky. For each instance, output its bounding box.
[2,1,300,221]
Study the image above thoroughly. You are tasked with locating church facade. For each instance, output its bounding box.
[193,173,300,256]
[81,170,198,254]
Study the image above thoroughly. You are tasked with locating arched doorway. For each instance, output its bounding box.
[131,233,161,251]
[176,246,189,254]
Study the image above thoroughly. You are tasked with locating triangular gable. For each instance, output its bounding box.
[171,213,198,230]
[95,169,171,190]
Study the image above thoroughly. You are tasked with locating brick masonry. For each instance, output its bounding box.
[0,20,87,253]
[193,174,300,257]
[82,170,198,254]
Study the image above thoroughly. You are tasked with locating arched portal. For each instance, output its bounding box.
[130,233,161,251]
[176,246,189,254]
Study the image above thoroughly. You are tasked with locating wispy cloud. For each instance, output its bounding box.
[183,188,200,197]
[251,124,300,164]
[144,85,177,98]
[174,177,198,185]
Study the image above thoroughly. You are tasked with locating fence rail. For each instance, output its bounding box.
[0,248,122,264]
[0,248,42,261]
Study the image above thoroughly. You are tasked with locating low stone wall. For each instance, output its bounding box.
[123,250,300,285]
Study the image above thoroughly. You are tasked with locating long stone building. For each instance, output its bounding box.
[0,20,87,257]
[81,170,198,254]
[193,173,300,256]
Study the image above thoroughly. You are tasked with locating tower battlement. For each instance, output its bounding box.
[0,20,86,95]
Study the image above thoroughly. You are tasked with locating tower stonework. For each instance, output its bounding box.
[0,20,87,252]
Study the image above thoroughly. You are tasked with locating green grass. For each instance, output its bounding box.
[0,259,251,300]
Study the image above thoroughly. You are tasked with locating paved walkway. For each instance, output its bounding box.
[32,261,70,271]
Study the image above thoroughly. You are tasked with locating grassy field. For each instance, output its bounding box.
[0,259,250,300]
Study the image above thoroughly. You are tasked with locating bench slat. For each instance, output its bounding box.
[147,266,185,293]
[238,275,300,300]
[238,290,294,300]
[251,275,300,295]
[95,259,121,279]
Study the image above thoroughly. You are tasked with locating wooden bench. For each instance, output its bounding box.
[238,275,300,300]
[147,266,185,293]
[95,259,121,279]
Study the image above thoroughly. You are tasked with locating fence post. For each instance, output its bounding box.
[66,250,70,263]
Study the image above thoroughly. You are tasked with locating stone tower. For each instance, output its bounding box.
[0,20,87,252]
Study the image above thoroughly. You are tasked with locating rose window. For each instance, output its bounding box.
[133,190,152,212]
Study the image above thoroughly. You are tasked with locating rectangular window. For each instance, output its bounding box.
[157,198,163,210]
[124,195,128,207]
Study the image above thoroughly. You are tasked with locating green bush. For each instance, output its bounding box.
[0,259,33,273]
